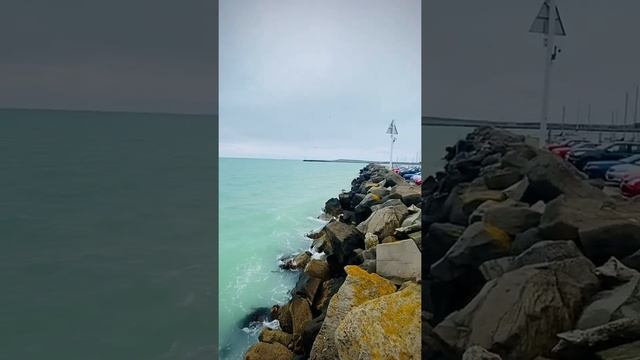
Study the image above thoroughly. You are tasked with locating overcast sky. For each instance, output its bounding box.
[423,0,640,125]
[0,0,217,114]
[219,0,421,161]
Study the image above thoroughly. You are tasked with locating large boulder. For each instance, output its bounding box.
[523,150,605,202]
[245,342,294,360]
[575,260,640,330]
[434,257,599,360]
[389,184,422,206]
[463,346,503,360]
[290,296,313,338]
[483,206,541,237]
[376,239,422,281]
[312,277,345,314]
[480,241,583,280]
[309,266,396,360]
[503,176,530,201]
[424,222,467,271]
[459,188,507,218]
[334,283,421,360]
[468,199,527,224]
[259,328,294,348]
[356,203,409,239]
[323,221,365,264]
[304,259,331,281]
[552,318,640,357]
[484,168,523,190]
[430,222,512,282]
[510,227,544,256]
[291,273,322,302]
[280,251,312,270]
[323,198,342,217]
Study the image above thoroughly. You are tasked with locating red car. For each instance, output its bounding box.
[621,175,640,197]
[548,139,589,151]
[553,142,598,159]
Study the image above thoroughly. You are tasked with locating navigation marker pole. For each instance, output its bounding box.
[530,0,566,147]
[386,120,398,169]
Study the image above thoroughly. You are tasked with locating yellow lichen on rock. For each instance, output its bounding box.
[484,223,512,250]
[335,283,421,360]
[309,266,396,360]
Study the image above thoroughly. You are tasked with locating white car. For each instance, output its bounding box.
[605,160,640,184]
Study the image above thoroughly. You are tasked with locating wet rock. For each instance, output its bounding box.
[323,221,365,264]
[280,251,312,270]
[290,296,313,338]
[430,222,512,282]
[259,328,294,348]
[245,341,294,360]
[335,283,421,360]
[434,257,599,360]
[313,277,345,314]
[376,239,421,281]
[463,346,503,360]
[291,273,322,303]
[304,259,331,281]
[299,314,324,357]
[277,303,293,333]
[323,198,342,217]
[309,266,395,360]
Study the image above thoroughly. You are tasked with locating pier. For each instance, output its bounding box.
[422,116,640,133]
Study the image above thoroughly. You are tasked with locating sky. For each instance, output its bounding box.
[423,0,640,126]
[219,0,421,161]
[0,0,217,114]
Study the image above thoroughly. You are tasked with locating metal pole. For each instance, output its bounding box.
[576,101,580,132]
[562,105,566,133]
[623,92,629,140]
[389,135,394,169]
[540,0,556,147]
[634,85,639,141]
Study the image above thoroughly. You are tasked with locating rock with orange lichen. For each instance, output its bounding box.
[334,283,421,360]
[309,265,396,360]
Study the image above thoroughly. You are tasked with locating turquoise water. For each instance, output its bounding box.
[218,158,362,359]
[0,109,217,359]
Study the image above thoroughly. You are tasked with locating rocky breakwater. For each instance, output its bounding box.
[423,126,640,360]
[245,164,423,360]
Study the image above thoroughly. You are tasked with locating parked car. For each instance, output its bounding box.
[621,175,640,197]
[583,153,640,179]
[603,154,640,183]
[568,142,640,171]
[553,142,598,159]
[547,139,590,151]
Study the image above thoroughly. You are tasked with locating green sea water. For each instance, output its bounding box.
[0,109,217,360]
[218,158,361,359]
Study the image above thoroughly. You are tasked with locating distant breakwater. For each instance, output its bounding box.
[243,164,423,359]
[422,126,640,359]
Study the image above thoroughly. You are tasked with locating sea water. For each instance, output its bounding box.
[218,158,361,359]
[0,109,217,360]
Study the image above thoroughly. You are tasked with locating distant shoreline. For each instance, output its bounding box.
[303,159,421,165]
